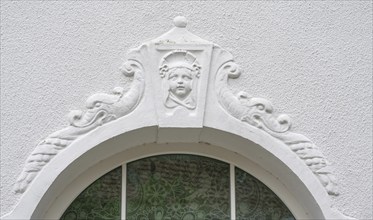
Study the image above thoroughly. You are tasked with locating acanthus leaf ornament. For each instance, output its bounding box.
[215,59,338,196]
[14,59,145,194]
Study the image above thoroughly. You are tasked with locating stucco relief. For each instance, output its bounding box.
[215,60,338,196]
[14,59,145,194]
[159,50,201,110]
[13,16,340,203]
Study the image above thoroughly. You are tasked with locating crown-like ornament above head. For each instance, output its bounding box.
[159,50,201,78]
[4,16,355,220]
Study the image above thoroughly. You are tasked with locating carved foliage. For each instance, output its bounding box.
[14,60,145,194]
[215,61,338,196]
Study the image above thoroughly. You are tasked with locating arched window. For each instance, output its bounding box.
[4,17,351,220]
[61,154,295,220]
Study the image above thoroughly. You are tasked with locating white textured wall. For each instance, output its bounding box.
[1,1,371,219]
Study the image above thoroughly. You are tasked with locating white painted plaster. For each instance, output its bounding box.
[1,1,372,219]
[1,124,348,219]
[41,142,314,219]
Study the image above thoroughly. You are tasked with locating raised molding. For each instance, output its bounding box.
[14,59,145,194]
[4,16,353,219]
[215,59,338,196]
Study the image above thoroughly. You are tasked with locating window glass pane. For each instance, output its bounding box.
[60,166,122,220]
[235,167,295,220]
[126,154,230,220]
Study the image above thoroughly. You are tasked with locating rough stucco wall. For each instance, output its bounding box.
[0,1,371,219]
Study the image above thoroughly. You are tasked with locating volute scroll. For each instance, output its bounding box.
[7,16,354,220]
[14,58,145,194]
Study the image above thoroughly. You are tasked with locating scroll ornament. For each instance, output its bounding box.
[216,60,338,196]
[14,59,145,194]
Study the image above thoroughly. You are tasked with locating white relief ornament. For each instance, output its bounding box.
[159,50,201,110]
[6,17,355,220]
[215,59,339,196]
[14,59,145,194]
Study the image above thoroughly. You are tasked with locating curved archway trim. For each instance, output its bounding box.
[2,16,353,220]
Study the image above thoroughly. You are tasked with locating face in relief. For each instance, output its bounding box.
[168,68,193,100]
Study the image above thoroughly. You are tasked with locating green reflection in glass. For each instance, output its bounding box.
[60,166,122,220]
[235,167,295,220]
[126,154,230,220]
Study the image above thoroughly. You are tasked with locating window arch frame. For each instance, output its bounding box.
[4,124,344,220]
[2,16,353,220]
[8,124,335,220]
[54,143,300,220]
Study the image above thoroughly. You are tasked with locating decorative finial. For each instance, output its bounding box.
[173,16,187,28]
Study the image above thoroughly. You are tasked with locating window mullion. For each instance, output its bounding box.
[230,164,236,220]
[121,164,127,220]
